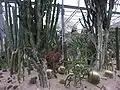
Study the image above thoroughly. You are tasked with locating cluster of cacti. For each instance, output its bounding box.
[65,32,97,88]
[64,59,90,88]
[4,0,60,88]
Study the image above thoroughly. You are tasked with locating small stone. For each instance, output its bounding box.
[103,70,113,78]
[59,79,65,84]
[2,69,7,72]
[114,70,117,74]
[117,75,120,77]
[96,84,105,89]
[101,77,107,80]
[11,81,16,84]
[7,79,12,83]
[8,77,11,80]
[13,85,18,89]
[84,86,87,88]
[0,72,3,75]
[7,85,13,89]
[10,75,12,78]
[30,67,33,70]
[29,76,37,84]
[12,76,16,79]
[0,75,3,78]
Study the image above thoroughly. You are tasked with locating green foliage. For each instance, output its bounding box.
[66,32,96,65]
[64,32,96,87]
[19,0,60,50]
[108,31,120,50]
[64,59,90,88]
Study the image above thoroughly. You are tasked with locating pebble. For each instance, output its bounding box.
[7,77,11,80]
[101,77,107,80]
[29,76,37,84]
[7,79,12,83]
[117,75,120,77]
[0,72,3,75]
[13,85,18,89]
[2,69,7,72]
[7,84,13,89]
[0,76,3,78]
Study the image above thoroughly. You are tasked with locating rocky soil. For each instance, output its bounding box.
[0,68,120,90]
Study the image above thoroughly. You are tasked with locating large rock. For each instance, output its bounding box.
[58,66,65,74]
[103,70,113,78]
[88,71,100,84]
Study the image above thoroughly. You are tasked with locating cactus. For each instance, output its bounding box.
[4,0,60,88]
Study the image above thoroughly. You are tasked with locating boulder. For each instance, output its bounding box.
[88,71,100,84]
[103,70,113,78]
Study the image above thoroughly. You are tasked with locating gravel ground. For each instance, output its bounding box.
[0,68,120,90]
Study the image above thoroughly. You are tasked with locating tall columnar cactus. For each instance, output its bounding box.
[3,0,60,87]
[4,0,60,87]
[4,2,20,74]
